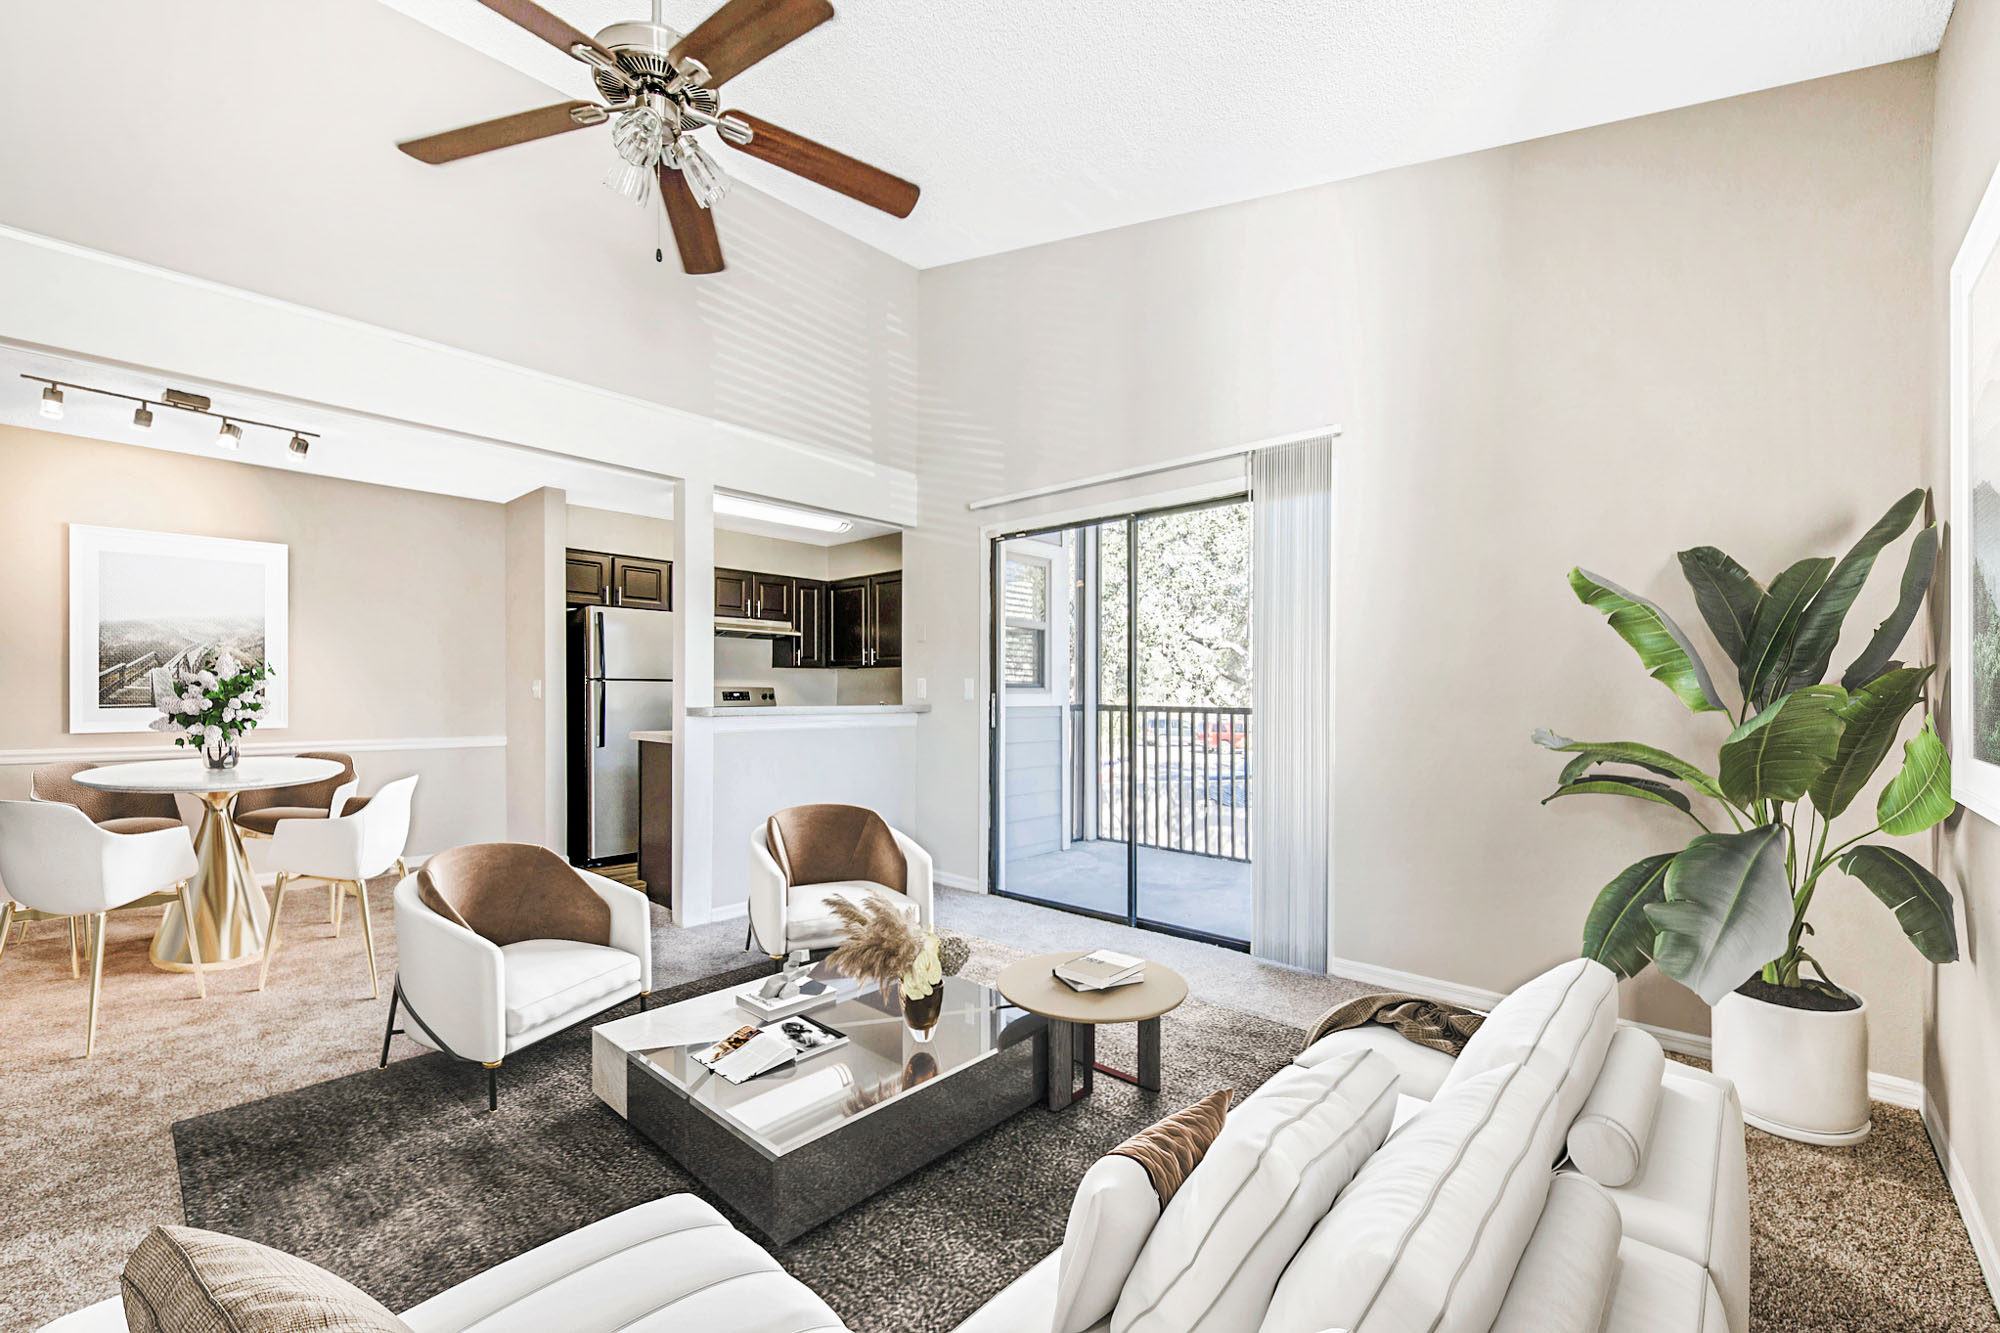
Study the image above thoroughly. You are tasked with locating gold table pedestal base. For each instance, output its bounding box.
[150,791,269,972]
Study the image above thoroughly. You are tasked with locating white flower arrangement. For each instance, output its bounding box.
[150,648,273,762]
[901,932,945,1001]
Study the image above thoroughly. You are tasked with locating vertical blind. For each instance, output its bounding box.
[1249,436,1335,971]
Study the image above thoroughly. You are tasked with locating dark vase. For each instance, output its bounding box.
[898,980,943,1041]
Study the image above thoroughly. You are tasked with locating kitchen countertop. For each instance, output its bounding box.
[630,730,675,743]
[682,704,932,718]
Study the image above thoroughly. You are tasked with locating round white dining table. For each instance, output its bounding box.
[73,756,345,973]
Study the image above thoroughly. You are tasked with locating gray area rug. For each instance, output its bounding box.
[172,942,1302,1333]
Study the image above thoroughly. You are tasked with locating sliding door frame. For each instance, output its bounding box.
[988,491,1251,952]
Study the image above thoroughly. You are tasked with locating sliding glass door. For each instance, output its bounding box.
[990,496,1251,947]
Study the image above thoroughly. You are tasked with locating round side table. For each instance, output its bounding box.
[997,951,1188,1111]
[74,756,345,972]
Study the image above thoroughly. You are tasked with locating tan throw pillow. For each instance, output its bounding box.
[122,1225,410,1332]
[1109,1087,1232,1206]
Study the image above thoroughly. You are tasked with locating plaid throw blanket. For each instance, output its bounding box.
[1301,991,1486,1058]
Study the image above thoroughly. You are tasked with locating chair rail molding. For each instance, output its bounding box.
[0,736,506,766]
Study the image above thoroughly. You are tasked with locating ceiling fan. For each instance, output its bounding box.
[398,0,920,274]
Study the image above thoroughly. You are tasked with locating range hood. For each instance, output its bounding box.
[714,616,803,639]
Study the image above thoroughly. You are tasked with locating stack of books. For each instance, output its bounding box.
[1054,949,1147,993]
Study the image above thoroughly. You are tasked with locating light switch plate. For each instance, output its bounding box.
[963,678,975,700]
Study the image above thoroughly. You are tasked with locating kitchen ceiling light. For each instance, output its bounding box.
[39,384,63,419]
[216,420,242,450]
[714,493,854,534]
[132,403,154,430]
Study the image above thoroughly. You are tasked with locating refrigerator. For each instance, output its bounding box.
[567,606,676,866]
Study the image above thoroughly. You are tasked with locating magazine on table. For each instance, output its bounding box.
[1054,949,1147,992]
[694,1014,849,1084]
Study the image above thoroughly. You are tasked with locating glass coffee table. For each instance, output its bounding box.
[592,961,1048,1243]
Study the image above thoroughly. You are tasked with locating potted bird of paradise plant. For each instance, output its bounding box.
[1538,488,1958,1144]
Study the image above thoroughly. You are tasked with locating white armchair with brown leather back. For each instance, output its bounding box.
[747,804,933,957]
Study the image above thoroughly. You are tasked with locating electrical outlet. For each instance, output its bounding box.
[963,678,975,701]
[917,677,928,700]
[532,678,543,700]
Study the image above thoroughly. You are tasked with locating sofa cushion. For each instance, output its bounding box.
[500,940,640,1036]
[120,1224,409,1332]
[1114,1049,1399,1333]
[1259,1060,1566,1333]
[1597,1238,1729,1333]
[1295,1024,1456,1101]
[1442,958,1618,1137]
[1568,1026,1667,1188]
[397,1195,848,1333]
[418,843,611,948]
[1488,1171,1622,1333]
[1595,1064,1748,1333]
[786,882,917,950]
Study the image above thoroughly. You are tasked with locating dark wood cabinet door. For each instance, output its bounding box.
[870,573,903,667]
[715,568,754,619]
[829,578,870,667]
[566,550,614,606]
[611,556,671,611]
[775,579,829,668]
[750,572,795,623]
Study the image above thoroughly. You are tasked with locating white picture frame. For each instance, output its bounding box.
[68,525,289,734]
[1951,162,2000,825]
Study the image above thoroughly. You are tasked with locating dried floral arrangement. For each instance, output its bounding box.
[825,895,964,998]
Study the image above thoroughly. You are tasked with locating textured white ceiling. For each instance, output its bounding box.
[387,0,1951,269]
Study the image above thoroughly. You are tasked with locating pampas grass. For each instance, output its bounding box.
[826,894,921,988]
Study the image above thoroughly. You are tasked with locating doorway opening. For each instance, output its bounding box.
[989,495,1251,949]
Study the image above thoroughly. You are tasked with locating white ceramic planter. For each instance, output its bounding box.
[1711,989,1870,1145]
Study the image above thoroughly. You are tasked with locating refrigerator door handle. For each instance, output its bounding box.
[596,680,607,748]
[593,609,606,681]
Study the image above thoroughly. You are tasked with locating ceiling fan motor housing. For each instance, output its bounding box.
[592,20,720,120]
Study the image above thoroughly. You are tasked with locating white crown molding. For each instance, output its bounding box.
[0,736,506,766]
[1925,1090,2000,1306]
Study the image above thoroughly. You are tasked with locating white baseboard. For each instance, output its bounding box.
[935,870,984,892]
[1325,953,1922,1106]
[1924,1090,2000,1304]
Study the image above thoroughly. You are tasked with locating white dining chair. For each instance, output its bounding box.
[0,800,205,1056]
[257,775,418,998]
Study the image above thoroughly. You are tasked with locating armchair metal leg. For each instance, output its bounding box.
[380,984,401,1068]
[744,921,754,952]
[178,880,206,1000]
[484,1060,500,1113]
[84,912,107,1057]
[69,915,81,980]
[638,990,651,1012]
[395,858,408,880]
[354,880,380,1000]
[258,872,290,993]
[332,879,344,937]
[0,901,13,966]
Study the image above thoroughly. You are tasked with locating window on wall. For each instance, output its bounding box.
[1004,555,1051,689]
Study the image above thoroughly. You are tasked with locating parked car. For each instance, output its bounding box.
[1206,764,1251,807]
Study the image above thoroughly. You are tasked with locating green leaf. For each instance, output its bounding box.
[1838,844,1960,963]
[1678,547,1763,669]
[1716,685,1847,806]
[1583,853,1677,978]
[1645,824,1795,1006]
[1807,666,1933,819]
[1542,776,1695,817]
[1532,730,1725,800]
[1570,568,1726,714]
[1842,524,1939,690]
[1877,714,1953,836]
[1781,490,1924,693]
[1739,557,1834,709]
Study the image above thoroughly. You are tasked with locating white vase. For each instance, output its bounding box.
[1711,988,1870,1145]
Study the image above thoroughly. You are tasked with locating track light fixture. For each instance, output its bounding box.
[19,376,318,456]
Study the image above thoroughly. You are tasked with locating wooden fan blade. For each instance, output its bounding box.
[722,113,919,217]
[671,0,833,88]
[398,101,607,165]
[473,0,631,84]
[658,165,726,274]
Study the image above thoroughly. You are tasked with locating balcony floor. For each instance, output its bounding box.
[1000,838,1251,943]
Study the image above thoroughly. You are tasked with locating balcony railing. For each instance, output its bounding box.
[1071,704,1251,862]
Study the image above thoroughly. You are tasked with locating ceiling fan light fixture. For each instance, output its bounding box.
[675,137,729,209]
[603,158,655,207]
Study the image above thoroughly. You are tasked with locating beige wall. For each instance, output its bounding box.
[910,60,1938,1067]
[505,488,565,846]
[1926,0,2000,1282]
[0,425,507,855]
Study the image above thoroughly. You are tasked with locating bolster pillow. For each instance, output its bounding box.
[1565,1026,1665,1187]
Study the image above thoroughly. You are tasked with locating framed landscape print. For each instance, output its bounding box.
[68,525,289,734]
[1952,163,2000,825]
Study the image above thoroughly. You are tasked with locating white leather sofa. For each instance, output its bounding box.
[41,960,1745,1333]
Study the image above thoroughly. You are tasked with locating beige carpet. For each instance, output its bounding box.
[1,881,1995,1331]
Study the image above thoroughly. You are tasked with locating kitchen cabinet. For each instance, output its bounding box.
[774,578,831,668]
[830,572,901,668]
[715,568,755,619]
[611,556,671,610]
[637,737,673,910]
[749,572,794,623]
[566,550,615,606]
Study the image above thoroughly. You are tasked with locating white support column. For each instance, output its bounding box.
[672,478,716,926]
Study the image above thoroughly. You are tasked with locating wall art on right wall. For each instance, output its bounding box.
[1951,160,2000,826]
